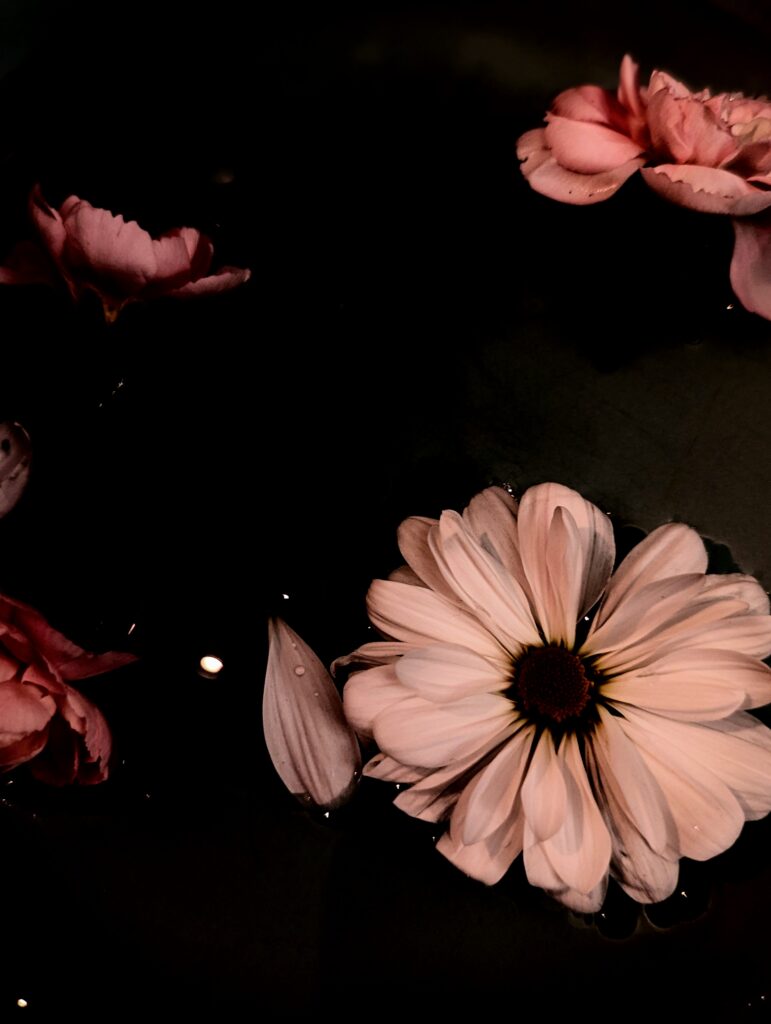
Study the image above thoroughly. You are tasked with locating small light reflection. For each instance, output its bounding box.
[128,623,137,635]
[281,593,290,600]
[199,655,224,676]
[725,303,735,310]
[16,999,27,1009]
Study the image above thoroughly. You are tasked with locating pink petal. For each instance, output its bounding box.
[342,663,412,739]
[366,578,508,665]
[523,826,608,912]
[461,723,536,844]
[700,713,771,820]
[517,482,615,645]
[592,523,707,630]
[520,141,644,205]
[58,685,112,783]
[167,266,251,297]
[0,680,55,737]
[618,706,745,860]
[164,227,213,279]
[544,115,645,174]
[29,185,67,263]
[429,511,540,650]
[520,730,566,841]
[374,689,514,770]
[0,730,50,769]
[641,164,771,215]
[263,618,361,810]
[552,84,622,125]
[617,54,645,120]
[395,643,508,703]
[388,565,424,586]
[61,201,158,288]
[730,216,771,320]
[397,515,459,603]
[701,573,770,615]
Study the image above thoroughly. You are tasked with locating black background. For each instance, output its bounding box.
[0,0,768,1017]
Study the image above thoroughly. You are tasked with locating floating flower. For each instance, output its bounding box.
[341,484,771,911]
[263,618,361,811]
[0,185,250,321]
[0,591,136,784]
[517,54,649,204]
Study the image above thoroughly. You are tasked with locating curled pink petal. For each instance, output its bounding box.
[166,265,251,298]
[641,163,771,215]
[544,115,645,174]
[730,215,771,319]
[264,618,361,810]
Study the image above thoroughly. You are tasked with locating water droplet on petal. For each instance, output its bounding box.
[294,666,306,677]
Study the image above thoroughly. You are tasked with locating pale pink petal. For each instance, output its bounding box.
[58,685,112,783]
[393,722,515,821]
[438,799,524,885]
[374,690,514,770]
[544,115,645,174]
[163,227,213,278]
[641,164,771,215]
[520,730,566,841]
[387,565,425,586]
[0,730,50,769]
[429,511,540,650]
[700,573,770,615]
[461,723,536,844]
[366,578,508,665]
[517,482,615,645]
[590,705,676,854]
[700,713,771,819]
[604,648,771,716]
[592,523,708,629]
[462,487,531,599]
[62,203,158,287]
[539,734,611,895]
[395,643,509,703]
[362,752,431,784]
[167,266,251,297]
[618,706,745,860]
[263,618,361,810]
[397,515,459,603]
[730,216,771,320]
[331,640,414,677]
[342,663,411,740]
[523,825,608,911]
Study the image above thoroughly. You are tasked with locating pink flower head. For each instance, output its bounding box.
[0,591,136,784]
[341,484,771,911]
[517,54,649,205]
[263,618,361,811]
[0,186,250,322]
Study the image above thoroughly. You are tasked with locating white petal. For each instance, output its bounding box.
[520,730,566,841]
[517,482,615,645]
[462,723,537,844]
[617,706,745,860]
[342,663,412,739]
[429,511,541,650]
[263,618,361,810]
[395,643,509,703]
[594,523,708,629]
[366,578,509,665]
[374,690,515,769]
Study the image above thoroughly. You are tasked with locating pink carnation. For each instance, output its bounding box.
[0,591,135,784]
[0,186,250,322]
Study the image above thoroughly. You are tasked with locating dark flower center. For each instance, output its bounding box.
[512,645,593,725]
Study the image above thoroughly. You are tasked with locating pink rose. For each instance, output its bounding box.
[517,54,649,205]
[0,591,135,784]
[0,186,250,322]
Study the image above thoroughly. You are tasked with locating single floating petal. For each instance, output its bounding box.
[263,618,361,810]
